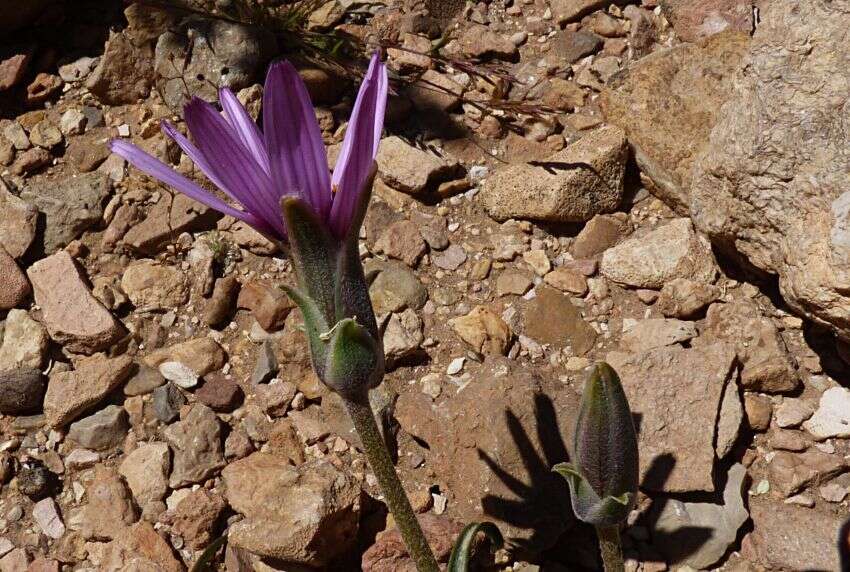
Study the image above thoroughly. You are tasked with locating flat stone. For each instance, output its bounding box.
[697,299,799,393]
[549,29,604,62]
[119,442,170,507]
[383,308,425,360]
[458,24,518,61]
[204,274,239,327]
[0,183,38,259]
[748,500,839,570]
[376,136,462,195]
[20,172,111,253]
[496,270,533,297]
[223,454,361,565]
[0,368,44,414]
[123,364,165,396]
[375,220,427,267]
[86,30,153,104]
[572,213,629,258]
[656,278,721,319]
[660,0,754,43]
[0,309,48,370]
[144,337,226,378]
[482,126,627,223]
[121,260,188,310]
[369,262,428,314]
[44,354,133,427]
[608,342,737,492]
[601,218,718,289]
[27,251,124,354]
[10,147,49,176]
[432,244,467,271]
[450,306,512,355]
[523,286,596,355]
[163,403,225,487]
[28,120,62,149]
[171,488,227,550]
[195,373,243,412]
[362,514,464,571]
[775,398,815,429]
[236,280,294,332]
[32,498,65,539]
[123,193,219,255]
[767,449,846,497]
[744,393,772,432]
[99,521,182,571]
[716,377,743,458]
[620,318,698,353]
[67,405,129,451]
[0,249,29,310]
[551,0,610,23]
[409,69,463,112]
[803,387,850,440]
[652,463,748,568]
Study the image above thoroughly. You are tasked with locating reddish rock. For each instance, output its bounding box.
[195,373,243,412]
[27,558,60,572]
[27,251,124,354]
[362,515,465,571]
[171,489,227,549]
[26,73,63,105]
[43,354,134,427]
[660,0,754,42]
[0,248,30,309]
[100,522,183,572]
[10,147,50,176]
[0,51,31,91]
[236,280,294,332]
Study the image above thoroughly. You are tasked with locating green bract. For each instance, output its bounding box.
[554,362,639,527]
[280,164,384,400]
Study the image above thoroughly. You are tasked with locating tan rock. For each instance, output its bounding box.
[0,248,29,310]
[236,280,294,332]
[0,309,48,370]
[376,136,461,195]
[27,251,124,354]
[523,286,597,355]
[449,306,512,355]
[144,337,226,377]
[121,260,188,310]
[44,354,133,427]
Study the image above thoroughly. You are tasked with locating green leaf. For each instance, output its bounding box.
[280,284,331,381]
[447,521,504,572]
[191,534,227,572]
[322,318,383,399]
[553,463,633,527]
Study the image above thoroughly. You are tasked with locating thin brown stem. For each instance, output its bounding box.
[595,525,625,572]
[344,394,439,572]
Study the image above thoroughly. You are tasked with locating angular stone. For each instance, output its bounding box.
[449,306,512,355]
[171,489,226,550]
[601,31,749,212]
[10,147,49,176]
[549,29,604,63]
[716,378,743,458]
[28,120,62,149]
[123,364,165,396]
[747,500,840,571]
[383,309,424,360]
[33,498,65,539]
[496,270,533,297]
[523,286,597,355]
[652,463,748,568]
[236,280,294,332]
[27,252,124,355]
[0,368,44,414]
[195,373,243,412]
[121,260,188,310]
[44,354,133,428]
[100,521,182,572]
[551,0,610,23]
[601,218,718,289]
[572,213,629,258]
[362,514,464,571]
[459,25,518,61]
[151,383,185,423]
[431,244,467,271]
[620,318,698,353]
[767,449,846,497]
[0,249,28,310]
[223,454,361,565]
[86,30,153,104]
[775,398,814,429]
[124,193,219,255]
[608,343,736,492]
[369,262,428,314]
[376,136,462,195]
[119,442,171,508]
[744,393,772,432]
[375,220,427,267]
[698,299,799,393]
[0,310,48,370]
[21,172,111,253]
[482,126,627,223]
[163,403,225,487]
[0,183,38,259]
[144,337,226,378]
[804,387,850,440]
[67,405,129,451]
[544,267,589,296]
[656,278,721,319]
[409,70,463,112]
[204,274,239,327]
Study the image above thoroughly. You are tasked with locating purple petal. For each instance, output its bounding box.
[329,53,388,238]
[184,98,286,237]
[263,61,332,219]
[108,139,276,236]
[161,121,234,200]
[219,87,271,176]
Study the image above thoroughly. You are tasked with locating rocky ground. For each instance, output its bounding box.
[0,0,847,570]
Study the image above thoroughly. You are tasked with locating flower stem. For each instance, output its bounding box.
[595,525,625,572]
[344,394,440,572]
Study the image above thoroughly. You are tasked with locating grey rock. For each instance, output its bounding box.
[620,318,698,353]
[749,500,840,570]
[376,136,462,195]
[67,405,129,451]
[715,377,743,458]
[251,339,278,384]
[652,463,748,569]
[152,383,185,423]
[369,262,428,314]
[123,364,166,396]
[804,387,850,440]
[20,171,111,253]
[0,368,44,414]
[163,403,225,487]
[86,31,153,104]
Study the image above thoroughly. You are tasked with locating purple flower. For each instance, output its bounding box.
[109,53,388,242]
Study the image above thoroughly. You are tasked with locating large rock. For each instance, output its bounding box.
[394,359,579,554]
[155,18,273,110]
[0,309,49,370]
[607,343,737,492]
[600,31,749,212]
[697,299,799,393]
[27,251,125,354]
[0,368,44,414]
[163,403,225,487]
[660,0,754,42]
[746,499,840,571]
[522,286,597,355]
[651,463,748,568]
[601,218,718,289]
[121,260,188,310]
[100,522,183,572]
[0,181,38,258]
[481,126,627,223]
[804,387,850,440]
[20,172,112,253]
[86,31,154,105]
[688,1,850,340]
[43,354,134,427]
[376,136,462,195]
[222,454,361,565]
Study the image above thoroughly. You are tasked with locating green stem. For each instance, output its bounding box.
[595,525,624,572]
[344,394,440,572]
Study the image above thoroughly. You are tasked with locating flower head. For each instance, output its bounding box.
[109,53,388,243]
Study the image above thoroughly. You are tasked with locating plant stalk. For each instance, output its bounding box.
[344,394,440,572]
[595,525,625,572]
